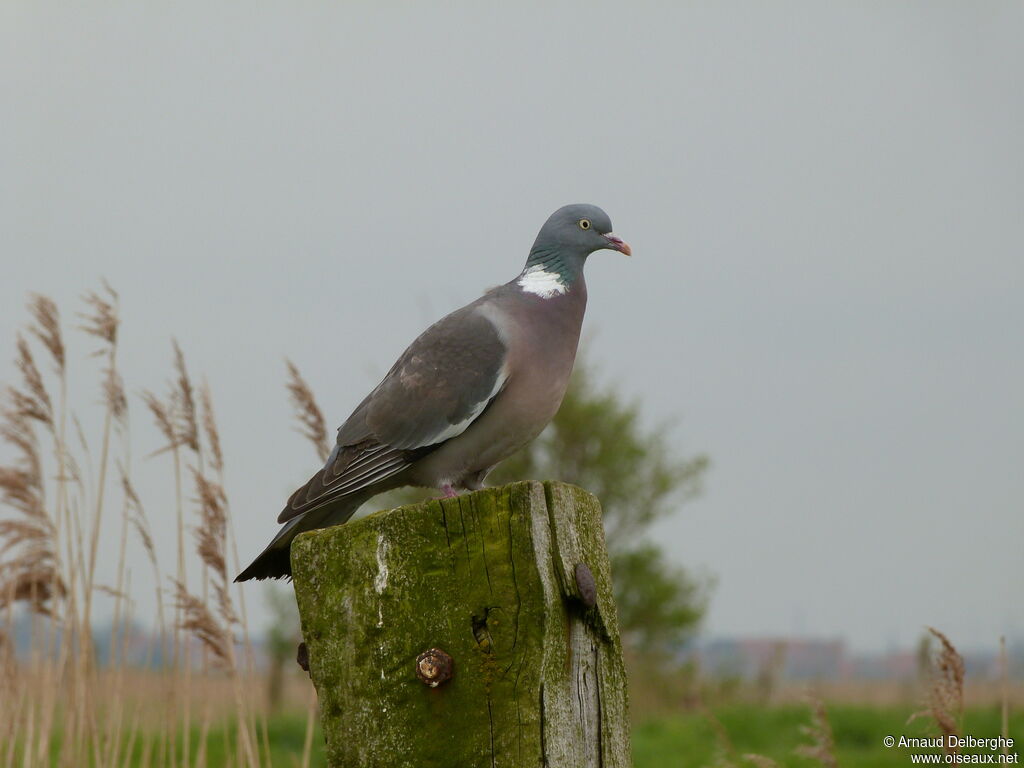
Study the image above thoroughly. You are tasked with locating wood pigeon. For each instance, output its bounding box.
[236,204,630,581]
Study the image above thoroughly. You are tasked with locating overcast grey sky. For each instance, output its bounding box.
[2,1,1021,652]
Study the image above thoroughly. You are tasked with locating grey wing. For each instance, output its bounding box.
[278,304,508,524]
[361,304,509,449]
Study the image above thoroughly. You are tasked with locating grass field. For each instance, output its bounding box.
[633,703,1021,768]
[191,702,1019,768]
[11,699,1019,767]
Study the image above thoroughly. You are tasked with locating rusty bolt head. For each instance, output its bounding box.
[575,562,597,608]
[415,648,454,687]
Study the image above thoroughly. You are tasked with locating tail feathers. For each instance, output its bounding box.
[234,546,292,583]
[235,497,363,582]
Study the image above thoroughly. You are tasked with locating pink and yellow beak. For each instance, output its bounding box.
[604,233,632,256]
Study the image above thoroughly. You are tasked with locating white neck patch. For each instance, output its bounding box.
[517,265,568,299]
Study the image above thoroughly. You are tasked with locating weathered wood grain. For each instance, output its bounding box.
[291,480,630,767]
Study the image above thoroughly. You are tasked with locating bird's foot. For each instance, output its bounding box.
[439,484,458,499]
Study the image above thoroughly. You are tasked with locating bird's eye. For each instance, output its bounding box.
[579,219,591,230]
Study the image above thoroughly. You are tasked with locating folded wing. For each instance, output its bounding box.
[278,304,508,523]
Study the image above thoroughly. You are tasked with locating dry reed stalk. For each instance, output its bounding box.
[21,700,36,768]
[794,694,838,768]
[7,321,67,720]
[1,662,20,768]
[194,513,257,764]
[121,470,158,576]
[173,578,258,767]
[10,285,134,768]
[285,360,330,462]
[174,452,188,768]
[69,286,127,767]
[80,285,122,635]
[0,628,18,765]
[121,461,170,738]
[142,383,188,768]
[107,482,131,671]
[200,389,268,765]
[194,695,213,768]
[191,471,235,624]
[179,392,260,768]
[909,626,965,755]
[193,381,215,710]
[0,629,13,689]
[16,307,68,744]
[1,287,321,768]
[1000,636,1009,758]
[171,347,211,765]
[27,296,69,663]
[100,576,135,768]
[120,704,144,768]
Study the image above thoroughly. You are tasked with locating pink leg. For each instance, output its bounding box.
[440,483,458,499]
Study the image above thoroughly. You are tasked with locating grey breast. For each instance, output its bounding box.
[406,280,587,489]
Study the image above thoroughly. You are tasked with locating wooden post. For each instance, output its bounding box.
[291,480,631,767]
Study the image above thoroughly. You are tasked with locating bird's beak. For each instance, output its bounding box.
[604,233,632,257]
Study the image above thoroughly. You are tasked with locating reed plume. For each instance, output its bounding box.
[0,356,64,615]
[142,391,178,457]
[191,470,236,625]
[141,342,200,458]
[173,583,233,670]
[11,336,54,431]
[285,360,330,462]
[794,695,838,768]
[104,367,128,427]
[200,381,224,474]
[28,295,65,375]
[0,287,297,767]
[171,341,199,455]
[909,626,965,754]
[79,281,119,347]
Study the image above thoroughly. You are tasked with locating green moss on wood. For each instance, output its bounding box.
[291,481,630,768]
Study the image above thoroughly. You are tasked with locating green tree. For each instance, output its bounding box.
[489,361,711,653]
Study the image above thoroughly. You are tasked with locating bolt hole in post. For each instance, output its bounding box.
[296,641,310,674]
[472,608,495,652]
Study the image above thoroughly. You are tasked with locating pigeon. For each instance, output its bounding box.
[236,204,630,581]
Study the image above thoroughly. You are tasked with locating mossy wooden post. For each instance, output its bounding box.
[291,480,631,767]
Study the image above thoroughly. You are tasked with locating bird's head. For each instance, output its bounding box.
[531,204,631,259]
